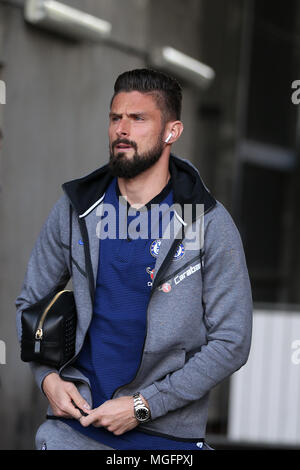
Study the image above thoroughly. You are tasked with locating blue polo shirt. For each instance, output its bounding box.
[61,177,203,450]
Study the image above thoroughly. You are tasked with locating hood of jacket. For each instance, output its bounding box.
[62,154,216,222]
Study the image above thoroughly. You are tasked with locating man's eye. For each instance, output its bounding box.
[111,116,120,122]
[134,115,144,121]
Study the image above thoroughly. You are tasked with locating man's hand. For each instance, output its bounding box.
[42,372,91,419]
[80,395,149,436]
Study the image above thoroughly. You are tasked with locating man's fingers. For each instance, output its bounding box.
[80,410,101,427]
[59,399,83,420]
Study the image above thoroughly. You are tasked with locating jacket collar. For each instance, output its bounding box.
[62,154,216,221]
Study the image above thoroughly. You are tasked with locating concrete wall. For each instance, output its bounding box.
[0,0,206,449]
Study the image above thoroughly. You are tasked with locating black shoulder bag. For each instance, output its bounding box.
[20,205,77,368]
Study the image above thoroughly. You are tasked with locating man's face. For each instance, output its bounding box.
[108,91,165,178]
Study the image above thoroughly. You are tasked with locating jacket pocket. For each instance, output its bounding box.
[125,348,186,391]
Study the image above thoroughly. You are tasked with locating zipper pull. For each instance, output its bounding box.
[34,326,43,353]
[35,328,43,340]
[34,340,41,353]
[35,328,43,353]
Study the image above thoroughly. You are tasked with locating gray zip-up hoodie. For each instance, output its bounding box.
[16,154,252,441]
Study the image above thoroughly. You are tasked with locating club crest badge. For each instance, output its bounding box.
[173,242,185,261]
[150,239,162,258]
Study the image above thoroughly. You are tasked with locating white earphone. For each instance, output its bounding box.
[164,132,173,143]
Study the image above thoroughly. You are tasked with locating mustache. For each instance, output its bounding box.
[112,138,138,151]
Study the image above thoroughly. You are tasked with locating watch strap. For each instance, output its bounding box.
[133,392,144,408]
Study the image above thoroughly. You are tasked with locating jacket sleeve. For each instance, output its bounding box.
[139,202,253,420]
[15,195,70,391]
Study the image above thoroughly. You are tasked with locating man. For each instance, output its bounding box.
[16,69,252,450]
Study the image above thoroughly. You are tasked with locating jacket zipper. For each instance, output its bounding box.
[156,253,201,289]
[35,289,71,352]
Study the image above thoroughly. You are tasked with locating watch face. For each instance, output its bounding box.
[136,407,150,421]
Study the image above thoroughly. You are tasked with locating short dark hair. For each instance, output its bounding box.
[111,68,182,122]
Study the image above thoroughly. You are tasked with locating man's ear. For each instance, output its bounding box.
[164,121,184,144]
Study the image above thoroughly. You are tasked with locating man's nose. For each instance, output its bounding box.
[116,119,130,137]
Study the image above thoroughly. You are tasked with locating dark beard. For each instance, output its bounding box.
[109,136,165,179]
